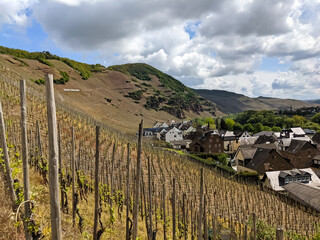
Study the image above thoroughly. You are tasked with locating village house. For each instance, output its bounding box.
[232,136,258,154]
[283,183,320,212]
[221,131,236,155]
[179,123,195,136]
[189,130,224,154]
[312,132,320,150]
[232,146,257,173]
[244,148,293,175]
[304,128,316,137]
[262,168,320,212]
[170,139,192,150]
[220,130,252,156]
[143,127,166,139]
[153,121,169,128]
[280,127,306,139]
[279,139,320,169]
[253,131,275,137]
[262,168,320,192]
[253,134,279,150]
[165,127,183,143]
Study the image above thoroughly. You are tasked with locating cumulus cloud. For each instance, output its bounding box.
[0,0,36,28]
[1,0,320,100]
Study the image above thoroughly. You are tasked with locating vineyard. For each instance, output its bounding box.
[0,66,320,240]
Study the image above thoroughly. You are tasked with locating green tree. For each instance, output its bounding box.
[233,122,243,131]
[293,115,307,127]
[285,118,295,128]
[225,118,235,131]
[220,118,228,130]
[254,123,263,133]
[243,123,254,132]
[271,126,282,132]
[262,126,271,131]
[312,113,320,124]
[204,117,216,129]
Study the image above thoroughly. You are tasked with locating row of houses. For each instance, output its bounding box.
[143,120,195,143]
[145,121,320,211]
[144,122,320,175]
[233,128,320,176]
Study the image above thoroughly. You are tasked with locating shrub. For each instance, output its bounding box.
[125,90,143,100]
[54,71,70,84]
[35,78,45,85]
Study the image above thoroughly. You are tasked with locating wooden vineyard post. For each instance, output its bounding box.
[204,196,208,240]
[93,126,100,240]
[132,120,143,240]
[172,177,176,240]
[20,80,31,240]
[126,143,131,240]
[163,182,167,240]
[0,101,17,210]
[183,193,187,240]
[198,168,204,240]
[58,123,64,211]
[252,213,257,240]
[276,228,284,240]
[45,73,62,240]
[110,143,115,207]
[148,156,153,239]
[71,126,76,226]
[0,100,18,209]
[244,222,248,240]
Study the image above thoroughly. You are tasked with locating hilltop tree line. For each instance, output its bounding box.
[193,110,320,133]
[0,46,105,80]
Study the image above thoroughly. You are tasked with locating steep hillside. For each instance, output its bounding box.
[194,89,319,114]
[108,63,217,118]
[0,46,217,133]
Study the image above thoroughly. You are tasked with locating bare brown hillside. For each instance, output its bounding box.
[0,54,217,134]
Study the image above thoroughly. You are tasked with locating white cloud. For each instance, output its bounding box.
[1,0,320,100]
[0,0,36,28]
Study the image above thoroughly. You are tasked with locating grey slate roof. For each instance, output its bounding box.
[241,147,257,160]
[264,168,320,191]
[246,148,274,170]
[239,137,258,147]
[254,135,277,145]
[286,139,311,154]
[253,131,274,137]
[312,132,320,144]
[283,182,320,212]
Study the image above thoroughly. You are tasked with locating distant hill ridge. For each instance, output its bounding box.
[194,89,319,114]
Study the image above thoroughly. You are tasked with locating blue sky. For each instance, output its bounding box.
[0,0,319,100]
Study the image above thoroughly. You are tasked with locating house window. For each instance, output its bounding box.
[219,144,221,147]
[285,178,289,184]
[174,135,177,138]
[238,160,244,166]
[216,139,219,142]
[215,144,217,148]
[209,144,211,148]
[210,139,212,143]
